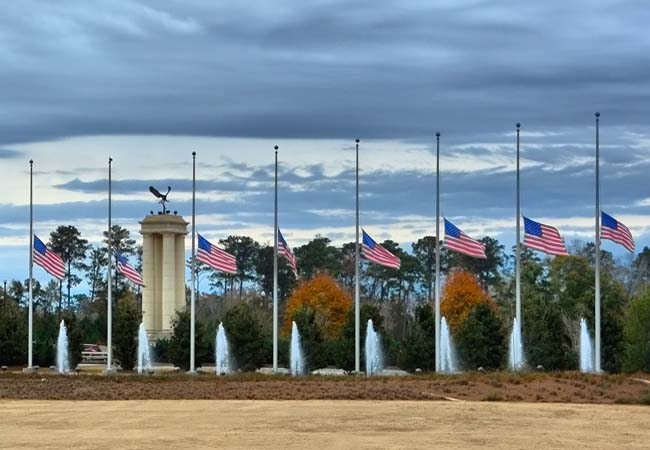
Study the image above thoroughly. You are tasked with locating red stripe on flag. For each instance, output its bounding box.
[601,224,634,252]
[33,249,65,280]
[197,247,237,274]
[445,235,486,259]
[362,244,401,269]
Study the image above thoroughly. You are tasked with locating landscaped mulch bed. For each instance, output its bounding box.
[1,371,649,404]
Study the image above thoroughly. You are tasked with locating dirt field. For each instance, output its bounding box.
[1,400,649,449]
[1,371,650,403]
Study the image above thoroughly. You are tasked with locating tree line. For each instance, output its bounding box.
[1,224,650,372]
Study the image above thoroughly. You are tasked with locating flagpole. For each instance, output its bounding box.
[273,145,279,372]
[434,132,441,372]
[27,159,34,371]
[354,138,360,374]
[515,122,522,370]
[190,151,197,374]
[595,112,601,373]
[106,157,114,373]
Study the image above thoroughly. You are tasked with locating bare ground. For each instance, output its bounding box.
[1,400,649,449]
[1,371,650,404]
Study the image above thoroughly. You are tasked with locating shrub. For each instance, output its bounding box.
[455,303,507,370]
[398,303,436,372]
[168,310,212,370]
[222,303,269,371]
[523,296,576,371]
[0,298,27,366]
[623,291,650,372]
[152,337,170,363]
[112,293,140,370]
[291,305,326,371]
[33,313,58,367]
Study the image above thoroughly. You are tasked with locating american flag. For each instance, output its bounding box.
[33,234,65,280]
[444,218,487,259]
[361,230,401,269]
[601,211,634,252]
[523,216,569,256]
[197,234,237,274]
[278,228,298,277]
[116,254,144,286]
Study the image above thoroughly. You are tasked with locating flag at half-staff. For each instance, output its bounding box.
[361,229,401,269]
[33,234,65,280]
[601,212,634,252]
[197,233,237,273]
[116,254,144,286]
[278,228,298,277]
[444,218,487,258]
[523,216,569,256]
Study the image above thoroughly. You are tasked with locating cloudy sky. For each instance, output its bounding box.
[1,0,649,283]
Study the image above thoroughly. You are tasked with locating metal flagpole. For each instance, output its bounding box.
[515,123,522,369]
[106,157,114,373]
[594,112,601,373]
[354,138,361,373]
[190,151,197,373]
[27,160,34,371]
[273,146,279,371]
[434,132,441,372]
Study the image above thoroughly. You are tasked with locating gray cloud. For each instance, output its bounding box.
[0,1,649,145]
[19,134,650,234]
[0,149,21,159]
[2,0,650,285]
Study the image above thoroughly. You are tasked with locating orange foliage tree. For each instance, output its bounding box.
[283,274,352,339]
[441,270,493,331]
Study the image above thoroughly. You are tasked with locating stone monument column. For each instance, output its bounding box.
[161,233,176,331]
[175,235,186,311]
[140,213,188,339]
[142,233,155,330]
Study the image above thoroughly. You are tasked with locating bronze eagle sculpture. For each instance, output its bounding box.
[149,185,171,214]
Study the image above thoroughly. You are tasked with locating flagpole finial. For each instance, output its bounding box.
[29,159,33,165]
[192,151,196,157]
[274,145,278,151]
[595,112,600,118]
[355,138,360,144]
[436,132,440,138]
[109,157,112,163]
[516,123,520,129]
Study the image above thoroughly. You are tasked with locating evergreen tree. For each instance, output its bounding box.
[49,225,89,310]
[222,303,269,371]
[113,293,140,370]
[623,290,650,372]
[454,303,507,370]
[168,310,212,370]
[398,303,436,371]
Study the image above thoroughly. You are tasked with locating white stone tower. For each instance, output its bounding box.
[140,213,188,338]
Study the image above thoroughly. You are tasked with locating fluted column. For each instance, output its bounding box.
[142,233,155,330]
[175,235,186,312]
[161,233,176,330]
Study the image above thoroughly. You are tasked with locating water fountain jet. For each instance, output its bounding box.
[579,318,594,373]
[137,323,152,374]
[56,320,70,374]
[215,322,231,375]
[290,321,305,376]
[440,317,457,373]
[365,319,383,376]
[508,317,525,370]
